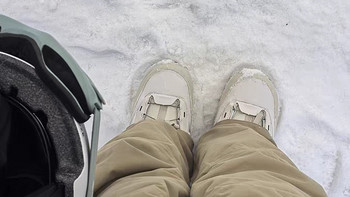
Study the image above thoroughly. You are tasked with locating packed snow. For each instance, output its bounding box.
[1,0,350,196]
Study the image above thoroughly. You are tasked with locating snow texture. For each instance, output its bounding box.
[1,0,350,196]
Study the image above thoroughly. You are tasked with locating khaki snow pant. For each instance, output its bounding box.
[94,120,327,197]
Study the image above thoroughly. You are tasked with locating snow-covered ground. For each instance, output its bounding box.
[1,0,350,196]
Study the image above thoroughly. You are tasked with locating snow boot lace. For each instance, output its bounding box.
[142,95,181,129]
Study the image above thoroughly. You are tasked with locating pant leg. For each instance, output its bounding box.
[191,120,327,197]
[94,120,193,197]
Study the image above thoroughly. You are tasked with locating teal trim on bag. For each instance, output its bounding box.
[0,15,105,116]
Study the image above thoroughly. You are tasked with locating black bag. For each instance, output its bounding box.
[0,53,81,197]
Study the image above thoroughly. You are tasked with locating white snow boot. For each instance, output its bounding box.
[131,60,193,134]
[214,68,279,137]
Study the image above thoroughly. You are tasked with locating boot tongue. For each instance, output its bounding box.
[144,94,181,129]
[232,101,266,127]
